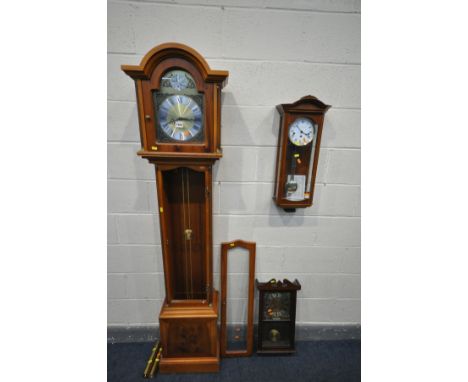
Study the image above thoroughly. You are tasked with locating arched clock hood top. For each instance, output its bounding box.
[121,42,229,87]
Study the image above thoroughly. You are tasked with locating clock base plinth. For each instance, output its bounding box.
[158,290,220,374]
[159,354,220,374]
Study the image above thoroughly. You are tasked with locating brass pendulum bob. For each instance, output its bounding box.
[269,329,281,343]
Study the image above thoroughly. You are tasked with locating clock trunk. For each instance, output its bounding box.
[157,165,213,304]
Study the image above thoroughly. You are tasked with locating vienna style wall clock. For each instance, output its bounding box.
[273,96,331,212]
[122,43,228,373]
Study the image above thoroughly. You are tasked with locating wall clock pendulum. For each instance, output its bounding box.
[121,43,228,373]
[273,96,331,212]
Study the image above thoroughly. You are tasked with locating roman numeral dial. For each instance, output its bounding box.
[158,95,203,141]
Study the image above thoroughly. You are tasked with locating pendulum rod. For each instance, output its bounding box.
[181,169,189,299]
[185,169,194,299]
[181,168,194,300]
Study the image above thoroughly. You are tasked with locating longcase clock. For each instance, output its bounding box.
[121,43,228,373]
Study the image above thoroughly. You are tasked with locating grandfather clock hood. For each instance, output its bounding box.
[122,42,229,163]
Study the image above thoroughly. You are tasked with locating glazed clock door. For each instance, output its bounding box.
[283,115,318,202]
[261,291,293,349]
[156,164,213,305]
[220,240,256,357]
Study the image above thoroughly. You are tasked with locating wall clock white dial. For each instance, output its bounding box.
[288,118,315,146]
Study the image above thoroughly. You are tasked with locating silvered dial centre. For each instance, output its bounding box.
[159,95,202,141]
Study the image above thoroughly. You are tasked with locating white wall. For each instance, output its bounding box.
[108,0,360,327]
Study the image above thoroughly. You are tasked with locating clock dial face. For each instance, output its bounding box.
[263,292,291,320]
[288,118,316,146]
[158,95,203,141]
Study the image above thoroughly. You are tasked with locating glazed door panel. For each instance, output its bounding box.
[220,240,256,357]
[161,167,207,300]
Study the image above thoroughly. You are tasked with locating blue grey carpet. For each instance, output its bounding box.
[107,340,360,381]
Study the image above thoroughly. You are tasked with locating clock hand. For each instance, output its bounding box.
[167,117,195,127]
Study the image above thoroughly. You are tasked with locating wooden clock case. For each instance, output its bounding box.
[273,95,331,211]
[122,43,228,373]
[256,279,301,354]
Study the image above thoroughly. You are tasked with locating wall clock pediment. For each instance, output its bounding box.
[277,95,331,115]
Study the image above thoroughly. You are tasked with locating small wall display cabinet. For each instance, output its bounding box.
[256,278,301,354]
